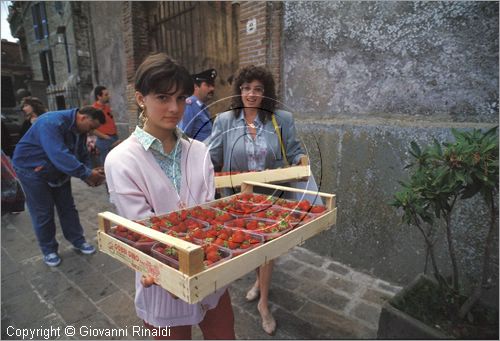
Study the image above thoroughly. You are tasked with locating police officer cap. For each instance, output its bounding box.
[193,69,217,84]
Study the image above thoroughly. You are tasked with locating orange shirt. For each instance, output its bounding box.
[92,101,117,135]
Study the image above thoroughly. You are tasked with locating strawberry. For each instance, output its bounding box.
[167,212,180,224]
[218,231,229,240]
[116,225,128,232]
[180,210,189,220]
[216,212,233,222]
[310,205,326,214]
[246,220,258,230]
[240,240,251,249]
[191,229,206,239]
[227,239,239,249]
[206,250,221,263]
[214,238,225,247]
[231,231,245,243]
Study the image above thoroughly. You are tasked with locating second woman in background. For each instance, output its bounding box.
[20,97,47,137]
[205,65,306,335]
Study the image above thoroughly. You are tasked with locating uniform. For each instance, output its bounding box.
[179,69,217,141]
[180,96,213,141]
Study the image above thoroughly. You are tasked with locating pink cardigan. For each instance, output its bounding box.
[104,134,226,327]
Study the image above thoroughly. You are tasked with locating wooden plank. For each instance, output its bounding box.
[242,180,335,202]
[215,165,311,189]
[185,208,337,303]
[97,231,192,301]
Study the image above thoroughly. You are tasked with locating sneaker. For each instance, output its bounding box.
[44,253,61,267]
[74,242,96,255]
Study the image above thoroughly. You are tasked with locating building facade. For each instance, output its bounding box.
[8,1,95,110]
[1,40,32,108]
[7,1,498,293]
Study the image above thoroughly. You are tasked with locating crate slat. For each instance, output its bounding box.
[215,165,311,189]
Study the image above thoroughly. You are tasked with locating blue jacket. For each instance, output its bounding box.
[12,108,92,183]
[204,109,305,172]
[179,95,212,141]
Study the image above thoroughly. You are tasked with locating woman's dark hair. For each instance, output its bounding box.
[230,65,277,122]
[135,53,193,98]
[21,97,47,116]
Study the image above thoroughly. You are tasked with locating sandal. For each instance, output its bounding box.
[262,315,276,335]
[260,309,277,335]
[245,286,260,302]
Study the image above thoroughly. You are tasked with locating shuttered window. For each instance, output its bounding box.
[31,2,49,41]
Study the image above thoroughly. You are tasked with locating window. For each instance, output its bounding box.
[55,95,66,110]
[54,2,64,16]
[31,2,49,41]
[40,50,56,85]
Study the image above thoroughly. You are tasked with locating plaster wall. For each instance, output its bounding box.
[283,1,498,123]
[283,1,499,291]
[296,119,497,292]
[88,2,128,139]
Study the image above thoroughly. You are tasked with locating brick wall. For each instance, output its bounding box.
[238,1,283,98]
[122,2,150,133]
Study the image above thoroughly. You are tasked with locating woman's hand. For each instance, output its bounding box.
[140,275,179,299]
[141,275,157,287]
[297,155,309,166]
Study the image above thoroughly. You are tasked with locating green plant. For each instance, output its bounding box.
[390,126,498,320]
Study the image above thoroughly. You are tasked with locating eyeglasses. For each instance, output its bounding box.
[240,85,265,95]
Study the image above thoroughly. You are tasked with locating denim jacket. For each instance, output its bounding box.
[204,109,305,172]
[12,108,92,185]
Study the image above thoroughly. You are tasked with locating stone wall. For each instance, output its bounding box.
[282,1,499,291]
[89,2,128,138]
[297,119,497,291]
[283,1,499,122]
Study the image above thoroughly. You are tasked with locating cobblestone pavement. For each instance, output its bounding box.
[2,179,402,339]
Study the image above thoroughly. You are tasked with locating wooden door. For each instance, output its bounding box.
[146,1,239,116]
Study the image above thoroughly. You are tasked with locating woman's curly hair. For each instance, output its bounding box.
[230,65,277,122]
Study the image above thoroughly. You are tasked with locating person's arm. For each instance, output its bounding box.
[204,145,216,202]
[104,155,155,220]
[105,152,160,290]
[203,114,224,172]
[282,114,306,166]
[92,129,110,139]
[38,121,92,180]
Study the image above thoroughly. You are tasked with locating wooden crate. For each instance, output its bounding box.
[97,181,336,304]
[214,156,311,189]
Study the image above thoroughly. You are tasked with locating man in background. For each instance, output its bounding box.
[179,69,217,141]
[92,85,119,166]
[12,106,106,267]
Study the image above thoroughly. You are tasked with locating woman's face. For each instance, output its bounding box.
[22,104,34,116]
[137,88,188,131]
[240,80,265,110]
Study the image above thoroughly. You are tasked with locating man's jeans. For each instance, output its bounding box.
[14,167,86,256]
[95,135,119,166]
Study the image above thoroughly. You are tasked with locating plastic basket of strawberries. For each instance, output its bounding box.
[108,223,156,254]
[151,236,232,269]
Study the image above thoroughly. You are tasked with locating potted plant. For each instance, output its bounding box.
[378,127,499,339]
